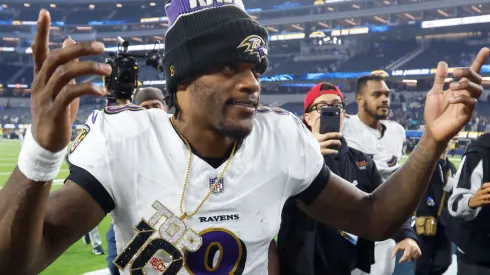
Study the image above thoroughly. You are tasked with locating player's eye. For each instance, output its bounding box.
[222,64,239,75]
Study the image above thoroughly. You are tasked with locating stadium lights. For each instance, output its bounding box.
[437,9,449,17]
[24,3,30,7]
[116,3,123,8]
[267,26,278,32]
[0,47,15,52]
[291,24,304,31]
[471,6,482,13]
[2,4,7,8]
[143,80,166,86]
[89,4,95,9]
[50,4,56,8]
[317,22,329,28]
[150,2,156,6]
[104,43,164,52]
[422,14,490,29]
[76,26,92,30]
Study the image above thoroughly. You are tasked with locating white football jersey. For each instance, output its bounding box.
[68,104,326,275]
[341,115,405,181]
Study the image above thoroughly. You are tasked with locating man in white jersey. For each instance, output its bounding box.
[0,2,487,275]
[342,75,421,275]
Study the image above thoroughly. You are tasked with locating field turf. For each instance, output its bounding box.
[0,138,462,275]
[0,139,112,275]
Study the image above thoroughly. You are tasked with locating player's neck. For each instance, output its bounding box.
[357,111,381,130]
[116,99,130,106]
[173,116,236,159]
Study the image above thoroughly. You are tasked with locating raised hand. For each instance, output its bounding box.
[424,48,489,143]
[30,9,112,152]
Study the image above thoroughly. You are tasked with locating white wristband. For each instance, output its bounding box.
[17,125,66,182]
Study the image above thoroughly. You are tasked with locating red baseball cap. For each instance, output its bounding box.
[303,82,344,113]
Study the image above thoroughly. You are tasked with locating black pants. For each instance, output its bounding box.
[457,251,490,275]
[415,226,452,275]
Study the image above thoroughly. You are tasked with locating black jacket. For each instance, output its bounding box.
[415,158,456,227]
[446,133,490,264]
[277,138,418,275]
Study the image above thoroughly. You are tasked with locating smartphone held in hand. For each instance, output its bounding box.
[320,107,341,135]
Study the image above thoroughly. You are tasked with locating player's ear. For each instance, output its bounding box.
[303,113,314,128]
[176,77,195,92]
[356,93,363,104]
[177,83,188,92]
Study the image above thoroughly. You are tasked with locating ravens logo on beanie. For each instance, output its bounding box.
[162,0,269,94]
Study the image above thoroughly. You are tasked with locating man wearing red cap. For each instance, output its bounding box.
[276,82,418,274]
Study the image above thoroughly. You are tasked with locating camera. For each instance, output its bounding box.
[103,38,164,103]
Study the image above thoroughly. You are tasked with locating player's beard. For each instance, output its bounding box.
[363,101,389,120]
[191,80,255,141]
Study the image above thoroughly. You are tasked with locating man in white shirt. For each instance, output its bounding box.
[343,75,421,275]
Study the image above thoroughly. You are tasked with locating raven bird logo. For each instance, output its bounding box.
[237,35,268,61]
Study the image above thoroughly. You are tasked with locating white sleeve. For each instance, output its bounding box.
[448,155,484,221]
[67,113,115,213]
[286,115,329,204]
[341,118,364,152]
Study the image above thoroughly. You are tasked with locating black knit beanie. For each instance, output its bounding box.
[163,0,269,94]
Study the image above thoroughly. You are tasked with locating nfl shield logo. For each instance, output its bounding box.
[209,178,224,194]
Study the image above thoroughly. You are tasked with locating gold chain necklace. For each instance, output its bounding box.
[170,116,237,220]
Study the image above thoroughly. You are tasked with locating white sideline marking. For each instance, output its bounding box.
[81,268,110,275]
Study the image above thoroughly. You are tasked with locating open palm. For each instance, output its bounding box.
[424,48,489,143]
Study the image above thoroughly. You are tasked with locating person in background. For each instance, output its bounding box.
[342,74,421,275]
[446,133,490,274]
[414,140,457,275]
[277,82,417,275]
[134,87,169,111]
